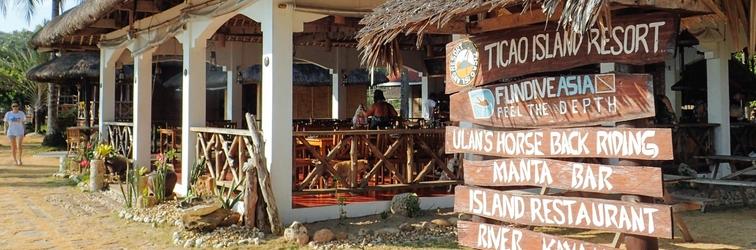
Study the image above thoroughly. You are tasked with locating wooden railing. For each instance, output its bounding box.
[115,101,133,121]
[104,121,134,158]
[292,129,458,195]
[191,127,254,187]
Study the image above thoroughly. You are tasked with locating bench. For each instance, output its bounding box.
[691,155,756,210]
[34,151,75,172]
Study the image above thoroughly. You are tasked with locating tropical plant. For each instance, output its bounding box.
[150,149,177,202]
[0,42,49,133]
[216,179,244,210]
[119,165,147,209]
[186,158,207,199]
[93,144,115,160]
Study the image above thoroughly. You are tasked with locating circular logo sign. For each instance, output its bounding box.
[448,40,479,87]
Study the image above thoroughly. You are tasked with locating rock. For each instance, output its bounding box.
[308,241,318,249]
[226,242,237,247]
[124,213,133,220]
[398,223,414,231]
[296,233,309,246]
[183,238,195,248]
[448,217,459,226]
[181,209,229,232]
[172,231,181,240]
[180,201,222,216]
[119,210,126,218]
[421,221,437,229]
[219,211,241,227]
[284,221,308,242]
[431,218,452,227]
[335,232,348,240]
[196,238,203,246]
[313,229,335,243]
[173,238,182,245]
[376,227,401,235]
[357,228,373,236]
[458,213,472,221]
[253,237,261,245]
[213,243,224,248]
[390,193,420,217]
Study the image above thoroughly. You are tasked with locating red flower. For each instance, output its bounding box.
[87,143,92,149]
[156,153,165,165]
[81,159,89,167]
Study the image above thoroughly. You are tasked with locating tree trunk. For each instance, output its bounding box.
[45,0,61,137]
[400,68,410,119]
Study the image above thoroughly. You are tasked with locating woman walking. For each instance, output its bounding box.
[4,102,26,165]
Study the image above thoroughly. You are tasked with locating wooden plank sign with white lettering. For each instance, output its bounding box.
[454,185,673,238]
[464,158,664,197]
[445,13,679,94]
[457,220,620,250]
[450,73,655,128]
[445,126,673,160]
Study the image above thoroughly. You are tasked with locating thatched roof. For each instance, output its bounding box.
[31,0,127,48]
[26,52,101,83]
[163,63,228,90]
[345,68,389,85]
[243,63,335,86]
[357,0,613,71]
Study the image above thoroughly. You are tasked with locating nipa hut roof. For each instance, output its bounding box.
[243,63,334,86]
[26,52,101,83]
[31,0,127,47]
[163,63,228,90]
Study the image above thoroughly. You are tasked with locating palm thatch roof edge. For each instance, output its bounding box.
[31,0,126,47]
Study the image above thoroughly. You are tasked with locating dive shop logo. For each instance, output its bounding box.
[468,89,495,119]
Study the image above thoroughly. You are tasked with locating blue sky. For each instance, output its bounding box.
[0,1,75,33]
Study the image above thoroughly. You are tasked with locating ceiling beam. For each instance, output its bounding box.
[90,18,118,29]
[117,1,159,13]
[469,5,564,34]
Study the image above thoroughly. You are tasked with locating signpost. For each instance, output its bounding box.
[449,73,655,128]
[445,13,679,94]
[463,158,664,197]
[444,7,678,249]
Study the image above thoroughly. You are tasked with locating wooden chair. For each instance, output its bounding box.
[66,127,82,151]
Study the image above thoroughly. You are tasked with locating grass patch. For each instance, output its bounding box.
[41,177,79,187]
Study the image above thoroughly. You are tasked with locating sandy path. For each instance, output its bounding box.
[0,135,176,250]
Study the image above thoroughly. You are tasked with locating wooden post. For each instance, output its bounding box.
[620,119,660,249]
[245,113,284,236]
[406,134,414,183]
[350,136,358,187]
[244,161,259,228]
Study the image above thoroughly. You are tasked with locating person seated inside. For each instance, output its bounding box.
[362,89,398,130]
[654,95,677,124]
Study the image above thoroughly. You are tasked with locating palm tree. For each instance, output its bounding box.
[1,0,72,142]
[0,45,49,133]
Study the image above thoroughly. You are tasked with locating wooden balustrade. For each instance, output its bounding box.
[104,122,134,158]
[191,127,254,186]
[292,129,459,195]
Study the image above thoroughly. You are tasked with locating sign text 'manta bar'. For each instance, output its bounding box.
[464,158,664,197]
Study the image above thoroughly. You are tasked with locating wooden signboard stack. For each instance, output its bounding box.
[445,11,679,250]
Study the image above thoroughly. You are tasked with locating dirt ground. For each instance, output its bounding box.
[1,135,755,249]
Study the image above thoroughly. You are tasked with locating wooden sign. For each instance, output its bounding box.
[457,220,620,250]
[464,158,664,197]
[445,13,679,94]
[454,185,673,238]
[450,73,655,128]
[445,126,673,160]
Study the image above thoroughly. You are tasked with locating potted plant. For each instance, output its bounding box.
[147,149,178,201]
[90,143,115,191]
